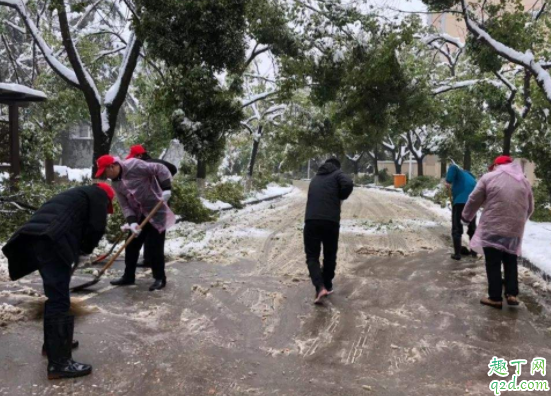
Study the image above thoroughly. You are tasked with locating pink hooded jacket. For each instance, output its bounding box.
[112,158,176,233]
[462,162,534,256]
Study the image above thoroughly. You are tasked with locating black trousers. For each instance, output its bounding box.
[483,247,518,301]
[452,203,477,241]
[35,239,71,319]
[124,222,166,281]
[304,220,340,291]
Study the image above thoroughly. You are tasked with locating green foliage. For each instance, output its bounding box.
[530,182,551,222]
[403,176,441,196]
[252,173,291,191]
[105,202,127,243]
[171,67,243,167]
[205,182,245,209]
[136,0,247,73]
[171,180,215,223]
[377,169,391,184]
[0,180,82,241]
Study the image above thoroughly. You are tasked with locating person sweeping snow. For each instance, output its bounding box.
[125,144,177,268]
[445,163,477,260]
[461,156,534,309]
[95,155,175,291]
[1,183,115,380]
[304,158,354,304]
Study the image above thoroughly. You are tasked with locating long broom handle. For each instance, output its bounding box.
[97,200,166,277]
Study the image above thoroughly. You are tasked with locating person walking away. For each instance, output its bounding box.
[95,155,175,291]
[461,156,534,309]
[126,144,178,176]
[2,183,115,379]
[304,158,354,304]
[445,163,478,260]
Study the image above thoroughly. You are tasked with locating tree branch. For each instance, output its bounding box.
[0,0,80,87]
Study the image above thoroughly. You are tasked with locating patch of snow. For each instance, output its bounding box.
[50,166,91,182]
[201,198,232,211]
[244,184,294,203]
[221,175,243,183]
[523,221,551,277]
[0,249,9,282]
[0,83,47,99]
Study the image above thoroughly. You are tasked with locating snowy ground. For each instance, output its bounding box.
[3,181,551,395]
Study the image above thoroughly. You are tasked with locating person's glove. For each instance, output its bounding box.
[121,222,141,235]
[162,190,172,202]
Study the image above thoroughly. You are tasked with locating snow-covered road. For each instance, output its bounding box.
[1,182,551,395]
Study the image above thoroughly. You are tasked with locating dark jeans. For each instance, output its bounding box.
[35,239,71,319]
[483,247,518,301]
[124,222,166,281]
[304,220,340,291]
[452,203,476,241]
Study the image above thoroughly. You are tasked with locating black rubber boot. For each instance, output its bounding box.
[149,278,166,291]
[45,315,92,380]
[110,277,135,286]
[451,238,462,261]
[42,340,79,356]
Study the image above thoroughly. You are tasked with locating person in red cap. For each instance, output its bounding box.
[125,144,177,268]
[462,155,534,309]
[2,183,115,380]
[95,154,175,291]
[126,144,177,176]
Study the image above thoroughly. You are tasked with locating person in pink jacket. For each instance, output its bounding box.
[95,155,176,291]
[462,156,534,309]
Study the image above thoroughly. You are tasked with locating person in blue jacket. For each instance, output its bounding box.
[445,163,477,260]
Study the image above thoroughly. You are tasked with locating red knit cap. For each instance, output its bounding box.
[95,182,115,214]
[489,155,513,171]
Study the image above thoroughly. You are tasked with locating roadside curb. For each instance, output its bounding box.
[214,189,294,212]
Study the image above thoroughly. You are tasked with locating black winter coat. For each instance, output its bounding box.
[305,163,354,224]
[142,154,178,176]
[2,186,109,281]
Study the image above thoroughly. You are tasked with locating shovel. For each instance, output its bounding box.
[92,231,128,264]
[70,200,166,292]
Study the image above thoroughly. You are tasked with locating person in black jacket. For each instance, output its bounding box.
[2,183,115,380]
[126,144,178,176]
[304,158,354,304]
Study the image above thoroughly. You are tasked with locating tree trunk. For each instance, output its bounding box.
[91,115,113,177]
[353,160,359,176]
[417,158,424,177]
[503,132,513,156]
[440,157,447,178]
[463,145,472,171]
[395,161,402,175]
[45,158,54,184]
[248,136,261,178]
[196,157,207,194]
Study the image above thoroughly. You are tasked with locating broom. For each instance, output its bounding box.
[21,200,165,317]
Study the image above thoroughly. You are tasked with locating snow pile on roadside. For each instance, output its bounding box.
[221,175,242,183]
[244,183,294,203]
[0,250,9,282]
[0,172,8,182]
[523,221,551,277]
[42,166,91,182]
[200,198,232,211]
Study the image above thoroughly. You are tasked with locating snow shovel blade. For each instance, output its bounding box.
[69,200,165,292]
[70,277,101,292]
